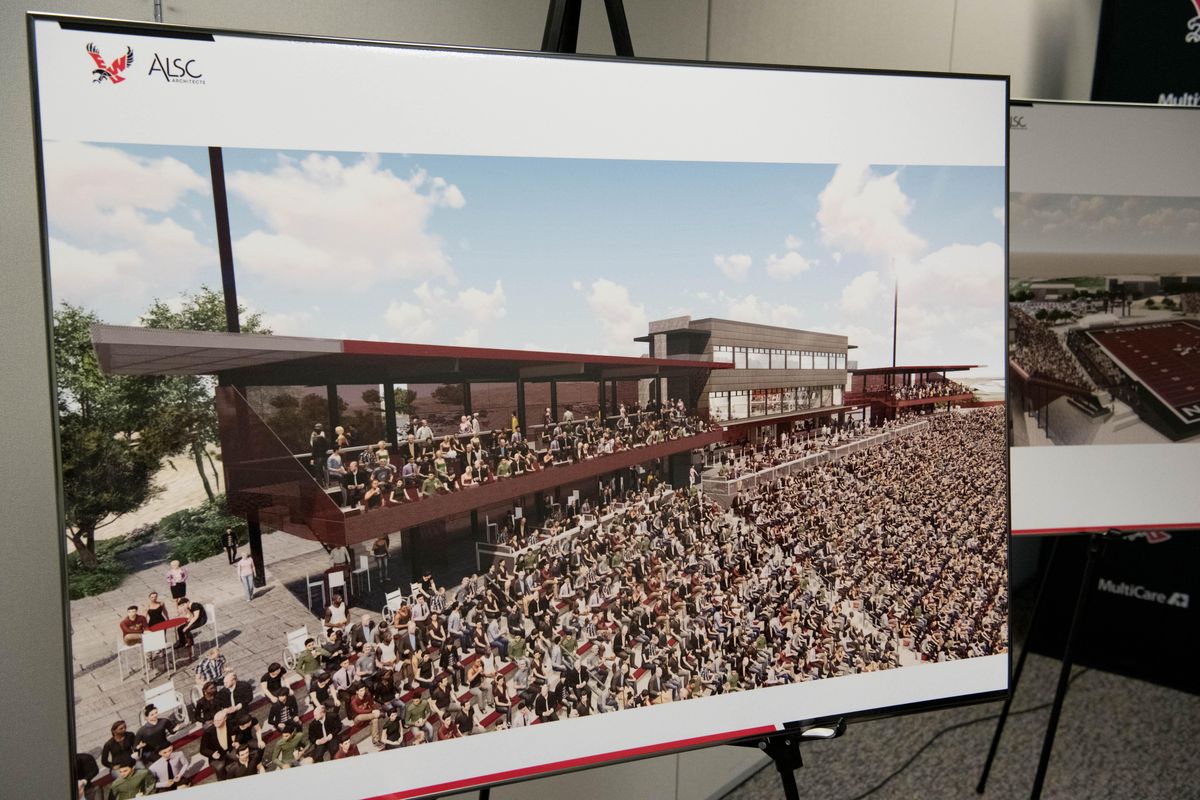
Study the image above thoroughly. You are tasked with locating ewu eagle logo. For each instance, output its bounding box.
[86,43,134,84]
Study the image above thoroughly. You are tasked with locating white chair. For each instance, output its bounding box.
[328,569,347,601]
[143,681,188,725]
[142,629,175,682]
[202,603,219,650]
[485,515,499,542]
[282,627,310,671]
[351,554,371,595]
[305,572,326,610]
[116,636,143,681]
[382,588,407,619]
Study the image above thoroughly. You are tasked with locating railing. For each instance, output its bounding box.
[215,386,348,547]
[701,420,929,501]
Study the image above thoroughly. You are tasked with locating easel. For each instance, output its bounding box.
[977,529,1122,800]
[465,3,632,799]
[732,719,847,800]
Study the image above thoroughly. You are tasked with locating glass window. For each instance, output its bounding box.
[782,388,796,412]
[786,351,800,370]
[708,392,730,422]
[713,345,735,364]
[835,353,846,369]
[804,351,815,369]
[766,388,782,415]
[833,386,843,406]
[734,348,747,369]
[747,349,770,369]
[750,389,767,417]
[809,387,821,409]
[730,391,749,420]
[796,387,809,408]
[822,387,834,407]
[814,352,829,370]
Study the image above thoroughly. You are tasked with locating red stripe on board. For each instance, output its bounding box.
[1013,522,1200,536]
[361,725,777,800]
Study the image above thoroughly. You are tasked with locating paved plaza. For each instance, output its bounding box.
[68,528,423,758]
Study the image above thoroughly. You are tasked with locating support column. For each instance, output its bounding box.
[326,385,340,441]
[383,383,398,448]
[598,379,607,424]
[462,382,472,416]
[516,379,527,435]
[470,509,480,541]
[247,508,266,588]
[208,147,240,334]
[610,381,618,414]
[549,381,558,424]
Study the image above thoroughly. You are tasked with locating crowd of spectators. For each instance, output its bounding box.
[322,400,714,511]
[1010,308,1095,389]
[890,380,970,401]
[87,408,1007,793]
[1068,333,1127,387]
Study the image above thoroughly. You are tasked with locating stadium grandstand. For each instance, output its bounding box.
[77,323,1007,793]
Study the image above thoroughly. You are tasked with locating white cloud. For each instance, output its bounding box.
[571,280,583,291]
[713,254,752,282]
[784,234,802,250]
[456,328,481,347]
[766,251,813,280]
[832,252,843,263]
[587,279,647,355]
[841,270,885,314]
[719,292,803,328]
[258,308,317,336]
[455,280,507,325]
[384,300,435,341]
[993,206,1005,223]
[817,164,926,260]
[228,153,461,289]
[41,142,214,316]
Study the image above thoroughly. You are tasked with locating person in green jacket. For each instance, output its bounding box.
[107,759,156,799]
[404,695,434,741]
[267,719,313,769]
[294,637,329,678]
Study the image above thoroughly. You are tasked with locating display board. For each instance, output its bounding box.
[1091,0,1200,106]
[1007,100,1200,534]
[30,15,1009,800]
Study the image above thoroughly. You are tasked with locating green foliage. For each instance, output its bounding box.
[394,387,417,415]
[1034,308,1049,321]
[431,383,464,406]
[55,305,175,565]
[140,287,271,499]
[66,525,154,600]
[157,495,246,565]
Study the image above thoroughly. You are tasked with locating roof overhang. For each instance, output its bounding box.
[91,325,731,385]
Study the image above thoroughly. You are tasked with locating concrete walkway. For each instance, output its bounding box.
[67,528,410,757]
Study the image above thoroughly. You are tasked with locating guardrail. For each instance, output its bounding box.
[701,420,929,501]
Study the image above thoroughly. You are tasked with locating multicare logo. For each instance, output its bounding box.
[1188,0,1200,43]
[86,42,134,84]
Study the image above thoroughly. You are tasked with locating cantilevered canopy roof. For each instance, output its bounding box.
[91,325,730,385]
[850,364,978,376]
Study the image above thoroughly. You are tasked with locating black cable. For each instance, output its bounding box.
[843,667,1092,800]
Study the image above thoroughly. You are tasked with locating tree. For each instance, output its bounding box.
[394,387,417,416]
[55,304,173,567]
[140,286,270,499]
[431,383,464,406]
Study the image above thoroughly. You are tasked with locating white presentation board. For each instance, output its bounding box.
[1007,100,1200,534]
[30,15,1009,800]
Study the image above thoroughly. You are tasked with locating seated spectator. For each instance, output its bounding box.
[294,637,329,678]
[324,593,349,636]
[148,742,193,791]
[223,744,265,779]
[194,681,221,725]
[333,738,361,761]
[217,671,253,717]
[107,758,155,800]
[100,720,137,778]
[134,704,176,765]
[199,709,236,780]
[341,461,369,508]
[267,719,313,769]
[267,685,301,731]
[306,704,342,762]
[194,645,226,687]
[119,606,146,647]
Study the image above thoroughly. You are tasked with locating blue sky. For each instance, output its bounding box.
[43,142,1006,374]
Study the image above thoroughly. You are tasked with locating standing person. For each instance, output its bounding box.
[222,527,238,565]
[165,560,188,601]
[235,550,256,602]
[309,423,328,481]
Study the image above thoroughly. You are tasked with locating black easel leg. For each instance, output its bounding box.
[754,736,802,800]
[977,536,1060,793]
[1029,533,1106,800]
[479,788,490,800]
